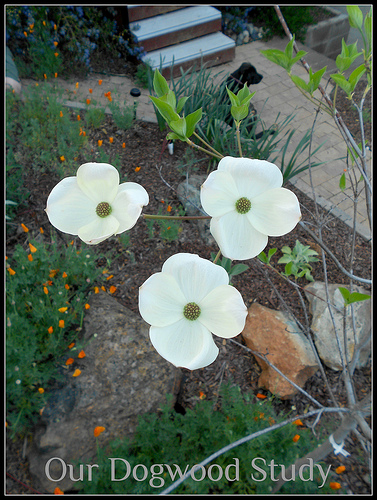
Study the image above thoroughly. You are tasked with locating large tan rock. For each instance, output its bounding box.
[241,303,318,399]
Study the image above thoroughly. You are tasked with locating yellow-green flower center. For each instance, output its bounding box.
[183,302,201,321]
[96,201,112,218]
[235,197,251,214]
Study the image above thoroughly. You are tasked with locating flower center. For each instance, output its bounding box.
[183,302,201,321]
[235,197,251,214]
[96,201,112,218]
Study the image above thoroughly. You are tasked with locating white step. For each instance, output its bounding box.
[130,6,221,44]
[141,32,235,74]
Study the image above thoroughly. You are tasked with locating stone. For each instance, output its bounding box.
[177,174,215,247]
[304,282,371,371]
[241,303,319,399]
[27,291,181,493]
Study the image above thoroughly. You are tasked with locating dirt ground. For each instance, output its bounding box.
[6,72,371,494]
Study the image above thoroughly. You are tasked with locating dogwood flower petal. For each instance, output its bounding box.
[46,162,149,244]
[138,253,247,369]
[150,320,219,370]
[210,211,268,261]
[200,156,301,260]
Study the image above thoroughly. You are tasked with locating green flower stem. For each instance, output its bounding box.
[192,131,224,159]
[212,249,221,264]
[236,122,243,157]
[186,139,223,160]
[143,214,210,221]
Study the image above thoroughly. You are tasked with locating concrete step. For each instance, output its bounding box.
[130,6,222,52]
[141,32,235,79]
[127,5,188,23]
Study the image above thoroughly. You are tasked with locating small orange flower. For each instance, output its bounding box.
[84,303,90,310]
[135,166,141,172]
[94,426,105,437]
[86,98,91,105]
[109,285,117,294]
[60,111,63,117]
[199,391,206,400]
[43,286,49,295]
[107,95,112,102]
[78,350,86,359]
[73,369,81,377]
[256,393,267,399]
[94,286,99,294]
[54,24,57,30]
[75,82,79,89]
[89,88,93,93]
[29,243,37,253]
[336,465,346,474]
[21,223,29,232]
[54,41,58,47]
[77,115,81,121]
[7,267,16,276]
[98,140,103,147]
[48,326,53,334]
[329,482,341,490]
[54,52,59,57]
[44,74,47,79]
[54,73,58,78]
[24,31,28,37]
[58,307,68,313]
[65,284,70,290]
[59,320,65,328]
[38,388,44,394]
[42,21,46,26]
[122,142,126,148]
[98,79,103,85]
[54,486,64,494]
[106,275,113,281]
[101,286,106,292]
[62,272,68,278]
[293,419,304,426]
[28,254,33,262]
[167,226,171,231]
[68,342,75,349]
[49,269,58,278]
[65,358,74,365]
[167,205,172,212]
[60,156,65,162]
[109,137,114,143]
[40,227,44,234]
[292,434,300,443]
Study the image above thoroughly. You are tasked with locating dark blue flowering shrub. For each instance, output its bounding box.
[6,6,146,78]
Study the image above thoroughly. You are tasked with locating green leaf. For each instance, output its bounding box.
[231,104,249,122]
[339,172,346,191]
[330,73,352,96]
[185,108,202,138]
[281,246,292,255]
[153,69,170,97]
[284,261,294,276]
[338,286,371,306]
[364,8,372,53]
[229,263,249,277]
[268,248,277,260]
[169,117,187,139]
[176,96,189,114]
[278,255,292,264]
[258,251,268,264]
[348,64,366,90]
[347,5,363,31]
[290,74,309,92]
[149,96,179,124]
[226,86,239,107]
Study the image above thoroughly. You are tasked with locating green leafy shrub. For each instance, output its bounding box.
[6,230,110,436]
[278,239,320,281]
[79,384,338,494]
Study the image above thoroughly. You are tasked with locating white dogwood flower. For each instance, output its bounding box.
[45,162,149,244]
[200,156,301,260]
[139,253,247,370]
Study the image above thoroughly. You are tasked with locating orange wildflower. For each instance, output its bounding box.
[75,82,79,89]
[59,319,65,328]
[44,74,47,79]
[54,487,64,494]
[199,391,206,400]
[48,326,53,334]
[65,284,70,290]
[8,268,16,276]
[135,166,141,172]
[77,115,81,121]
[106,275,113,281]
[54,52,59,57]
[60,156,65,162]
[28,254,33,262]
[84,303,90,310]
[54,41,58,47]
[86,98,91,105]
[65,358,74,365]
[336,465,346,474]
[94,286,99,294]
[122,142,126,148]
[58,307,68,313]
[60,111,63,117]
[62,272,68,278]
[292,434,300,443]
[101,286,106,292]
[78,350,86,359]
[293,419,304,426]
[73,369,81,377]
[21,223,29,232]
[109,285,117,294]
[54,73,58,78]
[109,137,114,143]
[98,79,103,85]
[40,227,44,234]
[256,393,267,399]
[98,140,103,147]
[167,205,172,212]
[29,243,37,253]
[43,286,49,295]
[94,426,105,437]
[89,88,93,93]
[38,388,45,394]
[49,269,59,278]
[68,342,75,349]
[329,482,341,490]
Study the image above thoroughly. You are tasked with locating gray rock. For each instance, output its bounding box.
[304,282,371,371]
[27,291,182,493]
[177,174,216,247]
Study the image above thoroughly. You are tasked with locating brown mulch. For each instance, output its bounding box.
[6,79,371,494]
